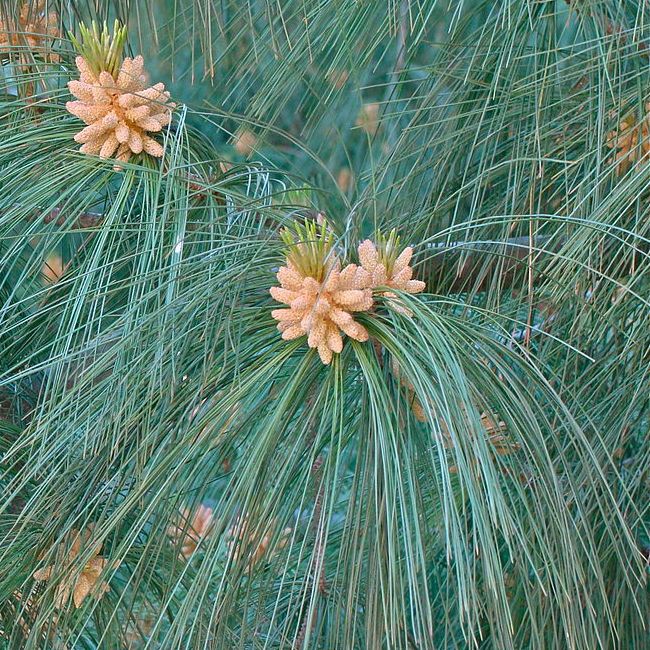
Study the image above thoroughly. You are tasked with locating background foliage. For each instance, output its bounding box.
[0,0,648,648]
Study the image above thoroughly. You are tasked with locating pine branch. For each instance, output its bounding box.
[423,235,558,292]
[424,234,649,293]
[293,454,326,650]
[15,171,228,229]
[42,206,104,228]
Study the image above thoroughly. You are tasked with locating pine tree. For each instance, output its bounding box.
[0,1,648,648]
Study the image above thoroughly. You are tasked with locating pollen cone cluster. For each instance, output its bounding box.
[358,239,425,315]
[606,107,650,174]
[270,259,373,364]
[168,504,214,559]
[32,526,114,608]
[449,414,520,476]
[3,591,42,639]
[0,1,60,62]
[390,358,518,459]
[390,356,428,421]
[66,55,175,163]
[227,515,292,572]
